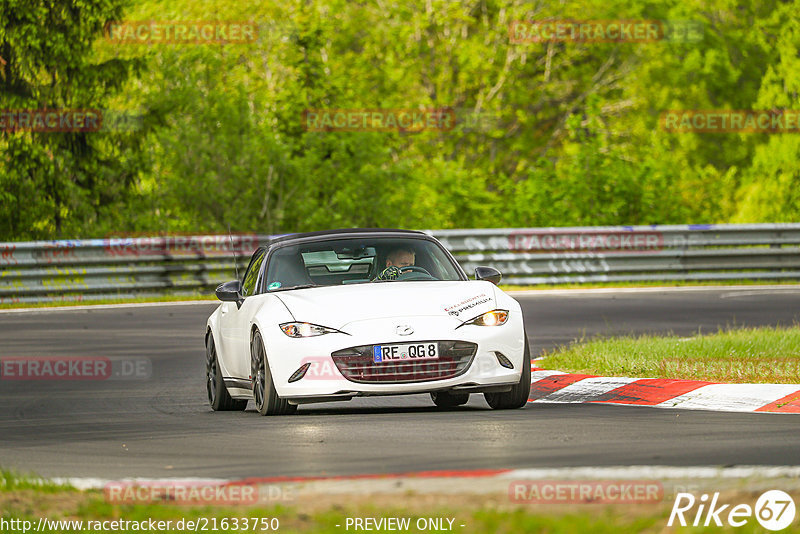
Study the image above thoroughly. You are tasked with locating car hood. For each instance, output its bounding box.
[274,281,498,329]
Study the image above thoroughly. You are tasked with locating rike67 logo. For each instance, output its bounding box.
[669,490,796,531]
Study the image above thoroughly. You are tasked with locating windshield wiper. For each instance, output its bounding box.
[271,284,319,292]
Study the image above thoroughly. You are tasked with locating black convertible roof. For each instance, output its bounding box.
[267,228,428,246]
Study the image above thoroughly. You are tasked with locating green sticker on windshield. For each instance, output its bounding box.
[268,281,282,290]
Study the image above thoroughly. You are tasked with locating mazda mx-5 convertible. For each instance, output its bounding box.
[205,228,531,415]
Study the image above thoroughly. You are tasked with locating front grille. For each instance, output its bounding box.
[331,340,477,384]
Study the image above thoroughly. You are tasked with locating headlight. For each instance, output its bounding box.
[279,322,341,338]
[460,309,509,327]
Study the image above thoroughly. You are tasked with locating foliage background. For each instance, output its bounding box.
[1,0,798,240]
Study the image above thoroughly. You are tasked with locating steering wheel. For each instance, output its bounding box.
[375,265,434,281]
[397,265,433,277]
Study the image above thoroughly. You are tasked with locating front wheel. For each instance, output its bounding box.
[484,334,532,410]
[251,330,297,416]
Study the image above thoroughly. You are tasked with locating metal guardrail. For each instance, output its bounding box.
[1,224,799,303]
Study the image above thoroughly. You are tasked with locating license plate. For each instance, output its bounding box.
[373,343,438,363]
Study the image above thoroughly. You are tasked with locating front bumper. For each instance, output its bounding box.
[262,314,526,401]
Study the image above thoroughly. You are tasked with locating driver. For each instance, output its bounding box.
[385,248,415,270]
[377,247,416,280]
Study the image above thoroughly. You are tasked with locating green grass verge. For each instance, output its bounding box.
[539,325,800,383]
[0,470,73,493]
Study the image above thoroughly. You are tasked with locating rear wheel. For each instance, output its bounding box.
[251,330,297,416]
[430,391,470,408]
[484,334,532,410]
[206,333,247,411]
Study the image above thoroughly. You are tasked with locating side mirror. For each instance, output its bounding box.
[475,266,502,285]
[216,280,242,305]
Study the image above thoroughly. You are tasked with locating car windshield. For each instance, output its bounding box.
[265,237,462,291]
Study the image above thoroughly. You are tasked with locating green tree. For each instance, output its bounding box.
[733,0,800,222]
[0,0,147,239]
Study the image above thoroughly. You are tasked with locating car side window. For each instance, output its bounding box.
[241,249,266,297]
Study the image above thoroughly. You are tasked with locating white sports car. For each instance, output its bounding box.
[205,229,530,415]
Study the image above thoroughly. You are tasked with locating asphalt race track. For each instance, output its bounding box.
[1,287,799,480]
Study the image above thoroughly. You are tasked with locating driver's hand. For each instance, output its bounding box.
[376,265,402,281]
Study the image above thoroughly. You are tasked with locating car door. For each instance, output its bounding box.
[218,248,266,380]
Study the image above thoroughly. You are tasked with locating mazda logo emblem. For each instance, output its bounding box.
[396,325,414,336]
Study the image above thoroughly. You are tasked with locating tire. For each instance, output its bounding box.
[206,333,248,411]
[484,334,532,410]
[430,391,470,408]
[251,330,297,416]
